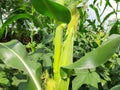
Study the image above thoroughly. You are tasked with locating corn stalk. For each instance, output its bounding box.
[52,7,80,90]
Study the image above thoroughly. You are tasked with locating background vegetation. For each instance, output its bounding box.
[0,0,120,90]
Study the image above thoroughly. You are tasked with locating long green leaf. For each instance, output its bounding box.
[31,0,71,23]
[106,0,112,7]
[62,34,120,70]
[0,14,40,39]
[90,4,101,23]
[0,40,42,90]
[101,11,115,25]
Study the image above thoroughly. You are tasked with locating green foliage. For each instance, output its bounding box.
[0,0,120,90]
[109,20,120,35]
[0,71,10,86]
[31,0,71,23]
[0,14,40,39]
[72,69,100,90]
[110,85,120,90]
[0,40,42,90]
[90,4,101,23]
[62,34,120,70]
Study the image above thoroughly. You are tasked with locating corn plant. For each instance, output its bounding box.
[0,0,120,90]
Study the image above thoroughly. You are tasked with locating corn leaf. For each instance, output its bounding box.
[62,34,120,70]
[0,40,42,90]
[0,14,40,39]
[31,0,71,23]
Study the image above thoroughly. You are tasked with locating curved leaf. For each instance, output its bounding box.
[106,0,112,7]
[31,0,71,23]
[109,21,120,35]
[101,11,115,25]
[0,14,40,39]
[63,34,120,70]
[90,4,101,23]
[110,85,120,90]
[0,40,42,90]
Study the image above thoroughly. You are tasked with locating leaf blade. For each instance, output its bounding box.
[0,14,40,39]
[63,34,120,70]
[0,40,42,90]
[90,4,101,23]
[31,0,71,23]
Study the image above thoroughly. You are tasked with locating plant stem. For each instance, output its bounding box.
[53,9,79,90]
[53,1,80,89]
[53,24,66,83]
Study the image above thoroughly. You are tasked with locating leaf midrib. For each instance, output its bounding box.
[0,43,41,90]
